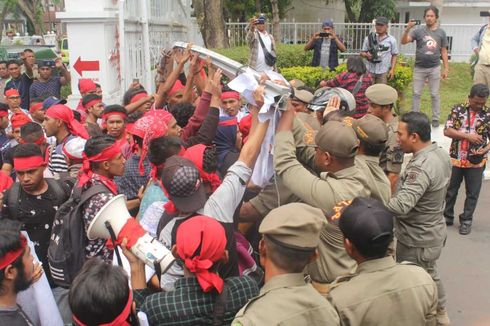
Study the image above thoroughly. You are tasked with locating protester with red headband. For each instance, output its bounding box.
[19,122,55,179]
[28,97,45,124]
[221,88,250,122]
[76,79,97,123]
[82,93,103,137]
[43,104,89,174]
[123,88,153,114]
[0,113,31,177]
[0,103,10,174]
[124,215,258,326]
[102,104,131,158]
[78,135,125,264]
[5,57,34,112]
[70,259,137,326]
[2,144,70,304]
[0,220,39,326]
[5,88,25,115]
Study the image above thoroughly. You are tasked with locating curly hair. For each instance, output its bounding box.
[202,146,218,173]
[169,103,195,128]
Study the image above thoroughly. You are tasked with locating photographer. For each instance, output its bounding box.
[246,14,276,72]
[360,17,398,84]
[471,11,490,89]
[305,19,346,71]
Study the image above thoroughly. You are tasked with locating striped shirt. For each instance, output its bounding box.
[48,134,75,173]
[29,77,61,100]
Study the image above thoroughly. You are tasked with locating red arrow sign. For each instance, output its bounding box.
[73,57,100,76]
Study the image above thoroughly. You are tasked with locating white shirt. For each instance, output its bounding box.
[256,31,274,72]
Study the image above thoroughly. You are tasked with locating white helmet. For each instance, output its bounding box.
[308,87,356,113]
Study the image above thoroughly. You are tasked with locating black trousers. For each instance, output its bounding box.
[444,165,485,224]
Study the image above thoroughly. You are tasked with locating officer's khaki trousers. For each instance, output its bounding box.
[396,242,446,309]
[474,63,490,90]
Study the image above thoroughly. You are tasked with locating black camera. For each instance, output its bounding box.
[367,33,389,63]
[319,32,330,38]
[411,19,421,25]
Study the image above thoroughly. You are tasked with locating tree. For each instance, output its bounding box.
[270,0,281,42]
[344,0,397,23]
[0,0,52,36]
[193,0,228,48]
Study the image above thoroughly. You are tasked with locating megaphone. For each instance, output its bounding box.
[88,195,175,274]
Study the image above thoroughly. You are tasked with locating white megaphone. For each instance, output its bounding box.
[87,195,175,274]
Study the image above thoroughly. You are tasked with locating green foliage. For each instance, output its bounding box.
[280,63,412,94]
[214,44,313,68]
[61,83,72,100]
[223,0,293,21]
[358,0,396,23]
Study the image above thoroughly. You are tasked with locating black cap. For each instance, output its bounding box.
[339,197,393,250]
[161,156,207,212]
[376,17,389,25]
[42,96,67,111]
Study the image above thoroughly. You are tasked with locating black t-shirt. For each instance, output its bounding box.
[0,306,33,326]
[1,180,70,287]
[2,144,16,166]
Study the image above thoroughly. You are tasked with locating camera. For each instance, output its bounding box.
[481,11,490,17]
[411,19,421,25]
[319,32,330,38]
[366,32,389,63]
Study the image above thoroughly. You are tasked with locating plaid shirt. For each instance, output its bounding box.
[246,27,276,71]
[326,71,373,118]
[115,154,151,200]
[134,276,259,326]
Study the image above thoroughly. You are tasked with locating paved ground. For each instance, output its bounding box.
[439,180,490,326]
[404,127,490,325]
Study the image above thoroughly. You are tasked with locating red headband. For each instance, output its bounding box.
[0,111,8,118]
[176,216,226,293]
[19,134,46,146]
[0,234,27,270]
[102,111,127,121]
[10,113,32,130]
[183,145,221,192]
[168,80,185,97]
[79,79,97,94]
[78,143,121,192]
[13,156,46,171]
[84,99,102,110]
[46,105,89,139]
[5,89,20,98]
[73,289,133,326]
[130,92,148,104]
[221,91,240,101]
[29,102,43,114]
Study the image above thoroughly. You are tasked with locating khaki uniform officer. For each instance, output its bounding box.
[350,114,391,204]
[387,112,451,325]
[233,203,340,326]
[328,197,438,326]
[366,84,404,194]
[274,107,370,293]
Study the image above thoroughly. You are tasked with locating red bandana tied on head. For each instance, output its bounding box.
[183,144,221,192]
[83,98,102,110]
[72,289,133,326]
[129,92,148,104]
[168,80,185,97]
[0,234,27,270]
[77,143,121,194]
[176,216,227,293]
[220,91,240,101]
[14,155,46,172]
[10,113,32,129]
[130,110,173,175]
[29,102,43,114]
[46,105,89,139]
[5,88,20,98]
[78,79,97,94]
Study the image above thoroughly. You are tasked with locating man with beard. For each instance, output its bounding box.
[0,220,41,325]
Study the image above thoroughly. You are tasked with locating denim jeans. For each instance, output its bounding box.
[412,65,441,122]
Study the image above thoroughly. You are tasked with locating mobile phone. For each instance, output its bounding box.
[481,11,490,17]
[133,78,139,84]
[319,32,330,37]
[411,19,421,25]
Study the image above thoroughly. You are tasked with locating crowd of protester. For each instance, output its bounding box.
[0,5,489,326]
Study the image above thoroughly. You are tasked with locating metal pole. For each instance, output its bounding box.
[141,0,152,92]
[119,0,126,92]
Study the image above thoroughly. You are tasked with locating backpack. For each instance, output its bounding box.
[47,184,108,288]
[5,179,70,221]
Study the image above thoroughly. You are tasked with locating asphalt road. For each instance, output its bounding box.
[439,180,490,326]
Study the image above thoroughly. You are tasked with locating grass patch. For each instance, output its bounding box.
[398,63,473,123]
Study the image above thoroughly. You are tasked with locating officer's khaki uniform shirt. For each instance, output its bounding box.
[355,154,391,205]
[328,257,438,326]
[380,115,404,174]
[387,143,451,247]
[233,273,340,326]
[478,27,490,65]
[274,131,370,282]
